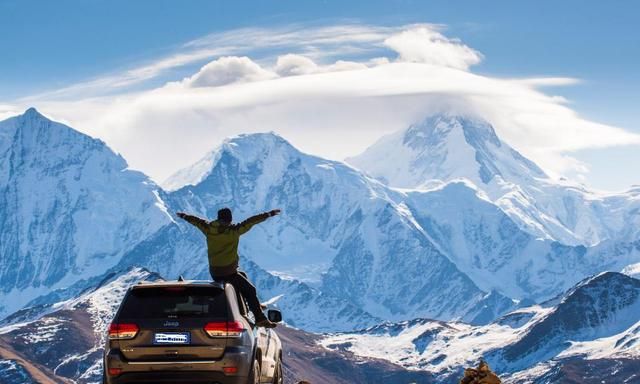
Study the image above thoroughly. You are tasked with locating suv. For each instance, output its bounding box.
[103,278,284,384]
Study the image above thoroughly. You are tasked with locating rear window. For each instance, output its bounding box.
[118,286,228,319]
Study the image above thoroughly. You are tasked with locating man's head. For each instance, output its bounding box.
[217,207,232,224]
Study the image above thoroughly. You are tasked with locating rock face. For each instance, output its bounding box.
[0,109,170,317]
[320,272,640,383]
[501,272,640,366]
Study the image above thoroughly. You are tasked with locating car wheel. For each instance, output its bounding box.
[272,358,283,384]
[248,358,261,384]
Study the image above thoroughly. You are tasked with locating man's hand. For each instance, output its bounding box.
[269,209,281,217]
[177,212,187,219]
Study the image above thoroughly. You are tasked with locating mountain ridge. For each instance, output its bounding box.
[1,108,639,382]
[3,108,640,328]
[321,272,640,382]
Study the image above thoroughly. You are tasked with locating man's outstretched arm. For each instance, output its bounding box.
[177,212,209,233]
[236,209,280,235]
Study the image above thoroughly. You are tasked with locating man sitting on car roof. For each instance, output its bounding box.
[177,207,280,328]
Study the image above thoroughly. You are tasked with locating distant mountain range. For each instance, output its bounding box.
[1,108,639,382]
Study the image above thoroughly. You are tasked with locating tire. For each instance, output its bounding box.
[248,358,261,384]
[272,358,283,384]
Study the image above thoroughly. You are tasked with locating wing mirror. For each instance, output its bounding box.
[267,309,282,323]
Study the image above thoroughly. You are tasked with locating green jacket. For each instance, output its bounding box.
[180,212,270,277]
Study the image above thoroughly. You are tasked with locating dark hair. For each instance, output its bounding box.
[217,208,232,223]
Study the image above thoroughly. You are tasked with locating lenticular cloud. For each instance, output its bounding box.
[14,24,640,186]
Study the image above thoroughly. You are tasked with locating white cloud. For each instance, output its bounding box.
[10,24,640,189]
[180,56,276,87]
[325,60,369,72]
[274,54,319,76]
[274,54,368,77]
[384,26,483,70]
[0,104,20,120]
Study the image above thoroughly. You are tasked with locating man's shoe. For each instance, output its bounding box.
[255,318,277,328]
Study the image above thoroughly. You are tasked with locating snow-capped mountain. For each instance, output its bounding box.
[2,109,639,333]
[348,114,640,247]
[163,130,639,317]
[162,133,509,324]
[1,108,639,382]
[0,109,170,318]
[0,110,381,332]
[348,114,547,191]
[321,272,640,383]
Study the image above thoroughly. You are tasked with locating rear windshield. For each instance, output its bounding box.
[118,286,228,319]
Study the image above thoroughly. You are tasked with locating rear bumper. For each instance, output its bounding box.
[104,348,252,384]
[106,370,248,384]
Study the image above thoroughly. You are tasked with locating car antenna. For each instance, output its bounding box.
[178,275,185,282]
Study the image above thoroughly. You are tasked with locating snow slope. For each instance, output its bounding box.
[401,181,640,301]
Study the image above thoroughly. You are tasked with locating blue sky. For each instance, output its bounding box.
[1,0,638,190]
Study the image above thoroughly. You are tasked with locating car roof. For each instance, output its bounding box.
[132,279,225,290]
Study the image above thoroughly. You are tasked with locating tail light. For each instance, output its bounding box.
[108,368,123,376]
[204,321,245,338]
[108,323,139,340]
[223,366,238,374]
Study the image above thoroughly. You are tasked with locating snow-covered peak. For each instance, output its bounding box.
[348,113,547,189]
[224,132,296,156]
[0,108,124,170]
[403,114,500,152]
[163,132,299,191]
[22,107,42,118]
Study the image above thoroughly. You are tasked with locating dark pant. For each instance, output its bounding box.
[210,269,265,321]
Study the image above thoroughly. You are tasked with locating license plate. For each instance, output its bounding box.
[153,332,191,345]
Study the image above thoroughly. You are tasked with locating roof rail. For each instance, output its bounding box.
[177,275,185,282]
